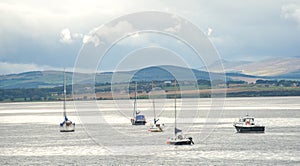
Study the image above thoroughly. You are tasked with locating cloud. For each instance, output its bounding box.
[1,0,300,75]
[59,28,72,44]
[164,23,182,33]
[164,14,182,33]
[0,0,151,47]
[83,21,137,46]
[73,33,83,39]
[82,35,100,47]
[281,2,300,25]
[207,27,213,36]
[59,28,84,44]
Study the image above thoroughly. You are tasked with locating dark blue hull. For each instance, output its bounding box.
[131,120,146,125]
[169,140,193,145]
[167,137,194,145]
[60,129,75,132]
[235,126,265,133]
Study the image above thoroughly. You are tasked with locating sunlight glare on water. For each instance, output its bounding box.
[0,97,299,165]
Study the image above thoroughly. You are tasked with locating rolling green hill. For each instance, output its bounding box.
[0,66,215,89]
[1,65,298,89]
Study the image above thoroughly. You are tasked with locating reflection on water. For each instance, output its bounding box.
[0,97,299,165]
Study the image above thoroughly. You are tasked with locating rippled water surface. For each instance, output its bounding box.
[0,97,299,165]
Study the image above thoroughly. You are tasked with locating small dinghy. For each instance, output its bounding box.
[148,119,163,132]
[148,82,163,132]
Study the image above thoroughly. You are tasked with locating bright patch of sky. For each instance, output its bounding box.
[0,0,300,74]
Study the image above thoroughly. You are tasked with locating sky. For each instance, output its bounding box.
[0,0,300,74]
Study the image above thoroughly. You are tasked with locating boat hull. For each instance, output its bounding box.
[148,128,163,132]
[167,136,194,145]
[60,129,75,132]
[131,120,146,125]
[60,123,75,132]
[168,140,193,145]
[234,125,265,133]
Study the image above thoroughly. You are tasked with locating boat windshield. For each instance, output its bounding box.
[136,115,145,120]
[243,118,254,122]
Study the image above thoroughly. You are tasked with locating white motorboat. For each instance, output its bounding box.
[233,114,265,133]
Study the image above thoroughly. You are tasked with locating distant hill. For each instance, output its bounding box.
[133,65,212,81]
[0,65,227,89]
[204,59,251,73]
[273,69,300,79]
[0,71,70,89]
[1,62,300,89]
[213,58,300,77]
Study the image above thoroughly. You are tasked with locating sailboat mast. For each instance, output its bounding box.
[152,81,156,122]
[174,80,177,136]
[63,69,67,118]
[133,82,137,117]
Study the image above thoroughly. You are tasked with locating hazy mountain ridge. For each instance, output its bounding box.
[0,66,225,89]
[205,59,251,72]
[212,58,300,77]
[1,58,300,89]
[0,71,72,89]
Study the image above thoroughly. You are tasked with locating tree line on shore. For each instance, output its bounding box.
[1,79,299,102]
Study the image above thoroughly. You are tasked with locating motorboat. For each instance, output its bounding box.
[233,114,265,133]
[131,114,147,125]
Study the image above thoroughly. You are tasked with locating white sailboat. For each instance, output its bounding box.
[60,70,75,132]
[131,82,146,125]
[166,81,193,145]
[148,81,163,132]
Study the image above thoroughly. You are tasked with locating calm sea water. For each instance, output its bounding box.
[0,97,299,165]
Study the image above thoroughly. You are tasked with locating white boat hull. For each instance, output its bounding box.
[234,125,265,133]
[60,121,75,132]
[148,127,163,132]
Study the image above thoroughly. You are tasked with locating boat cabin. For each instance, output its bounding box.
[239,116,255,125]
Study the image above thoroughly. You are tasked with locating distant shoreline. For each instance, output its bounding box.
[1,88,300,103]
